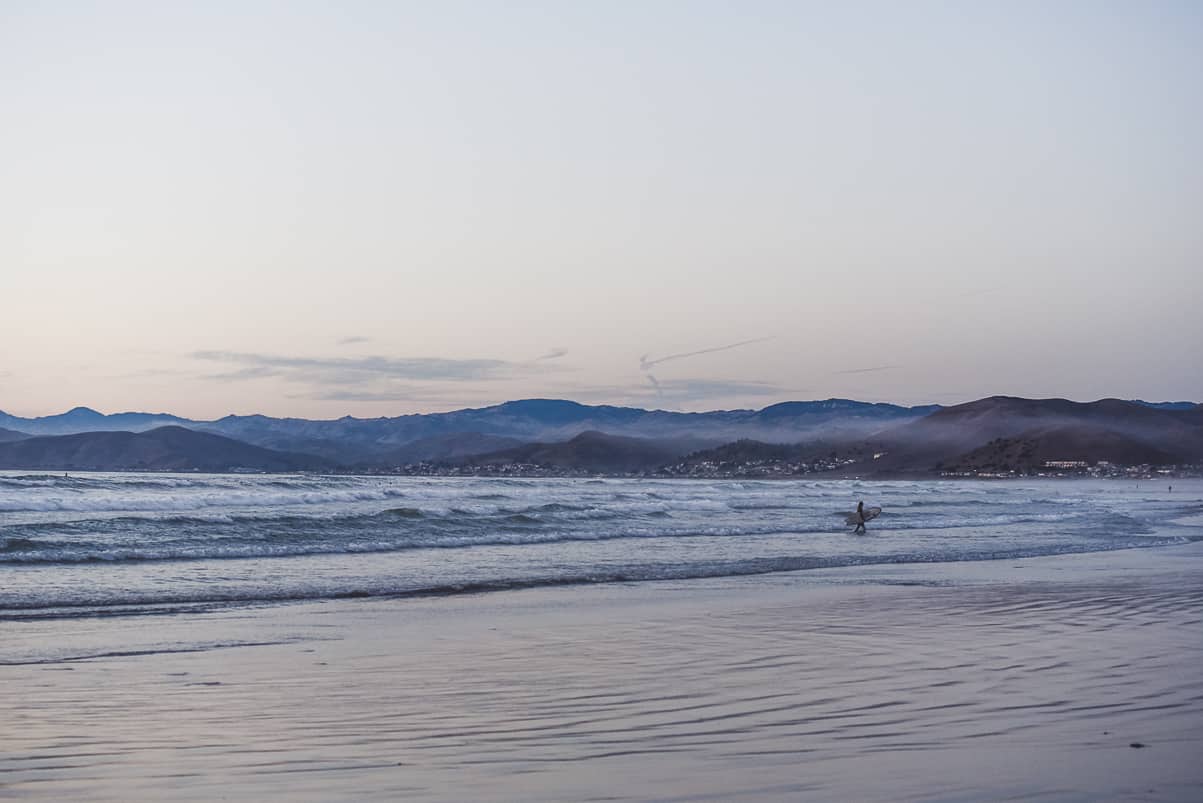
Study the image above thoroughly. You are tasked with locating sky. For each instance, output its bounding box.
[2,1,1201,419]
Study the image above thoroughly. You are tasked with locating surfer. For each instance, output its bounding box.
[854,500,867,534]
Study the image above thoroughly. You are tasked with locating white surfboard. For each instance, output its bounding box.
[844,506,882,525]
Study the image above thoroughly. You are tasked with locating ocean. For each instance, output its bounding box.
[2,472,1197,621]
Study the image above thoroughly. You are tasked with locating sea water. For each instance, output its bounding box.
[1,472,1198,620]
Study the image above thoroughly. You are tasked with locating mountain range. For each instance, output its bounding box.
[0,426,332,472]
[0,398,939,463]
[0,397,1198,475]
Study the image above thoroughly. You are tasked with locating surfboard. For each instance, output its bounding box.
[845,506,882,525]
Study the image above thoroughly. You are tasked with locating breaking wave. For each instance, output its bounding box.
[1,471,1198,617]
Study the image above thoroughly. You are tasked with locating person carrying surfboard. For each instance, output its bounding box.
[854,500,867,534]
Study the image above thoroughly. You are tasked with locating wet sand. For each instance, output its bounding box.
[3,542,1203,801]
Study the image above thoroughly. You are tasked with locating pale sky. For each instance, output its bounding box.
[3,1,1200,419]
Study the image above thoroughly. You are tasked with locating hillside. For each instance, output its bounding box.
[0,406,189,436]
[0,426,30,443]
[374,432,524,466]
[3,396,1198,475]
[0,426,333,472]
[942,426,1180,474]
[465,431,696,473]
[863,397,1203,475]
[0,398,940,462]
[658,398,1202,478]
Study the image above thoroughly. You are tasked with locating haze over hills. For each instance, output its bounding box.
[465,431,706,474]
[616,397,1203,478]
[373,432,525,466]
[0,398,941,461]
[0,407,189,436]
[834,397,1203,476]
[0,397,1198,476]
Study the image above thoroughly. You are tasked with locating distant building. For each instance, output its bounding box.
[1044,460,1088,469]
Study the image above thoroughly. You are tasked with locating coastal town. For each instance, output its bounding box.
[371,456,1201,481]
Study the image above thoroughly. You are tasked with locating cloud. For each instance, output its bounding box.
[564,377,793,409]
[832,365,895,375]
[293,386,507,406]
[535,348,568,361]
[640,337,772,370]
[192,349,575,406]
[303,389,419,402]
[192,350,515,384]
[337,336,371,346]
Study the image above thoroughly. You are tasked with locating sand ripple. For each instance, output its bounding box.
[2,556,1203,801]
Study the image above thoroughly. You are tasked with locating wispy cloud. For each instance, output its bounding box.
[304,389,420,402]
[640,337,772,370]
[192,350,515,384]
[832,365,895,375]
[191,349,574,406]
[535,348,568,361]
[292,386,507,406]
[337,335,371,346]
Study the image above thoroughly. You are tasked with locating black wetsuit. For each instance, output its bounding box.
[854,502,866,534]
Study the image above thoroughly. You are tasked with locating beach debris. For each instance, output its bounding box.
[1129,742,1146,748]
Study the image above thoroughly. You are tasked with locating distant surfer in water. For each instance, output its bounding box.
[854,500,867,534]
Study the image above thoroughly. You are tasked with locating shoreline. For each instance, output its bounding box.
[5,467,1201,480]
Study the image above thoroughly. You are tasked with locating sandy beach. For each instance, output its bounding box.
[4,538,1202,801]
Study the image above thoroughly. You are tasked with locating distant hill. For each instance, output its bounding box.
[4,396,1198,474]
[943,427,1180,474]
[466,431,697,473]
[657,398,1203,478]
[374,432,525,466]
[0,426,30,443]
[676,439,802,465]
[863,397,1203,475]
[660,438,886,477]
[0,406,189,436]
[0,426,333,472]
[0,398,939,462]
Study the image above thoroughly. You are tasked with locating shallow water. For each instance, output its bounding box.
[1,473,1199,619]
[2,548,1201,801]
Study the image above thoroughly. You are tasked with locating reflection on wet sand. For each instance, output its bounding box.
[3,545,1203,801]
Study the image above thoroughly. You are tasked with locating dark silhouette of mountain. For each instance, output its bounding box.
[374,432,525,465]
[0,426,30,443]
[943,427,1180,474]
[4,397,1197,473]
[677,439,802,464]
[680,436,879,463]
[753,399,941,422]
[0,426,333,472]
[466,431,697,473]
[0,398,939,462]
[860,397,1203,474]
[663,438,882,476]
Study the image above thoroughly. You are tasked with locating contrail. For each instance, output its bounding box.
[644,372,665,405]
[640,337,772,370]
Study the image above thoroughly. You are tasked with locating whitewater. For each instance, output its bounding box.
[1,472,1199,619]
